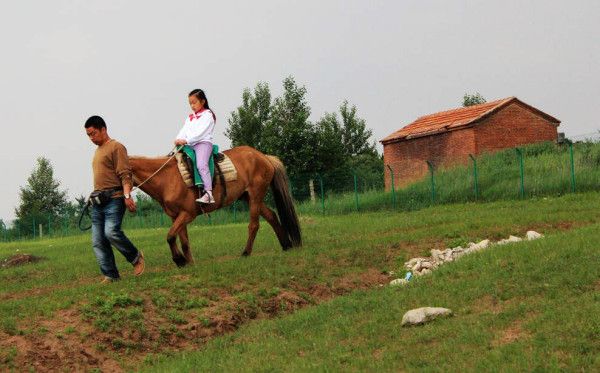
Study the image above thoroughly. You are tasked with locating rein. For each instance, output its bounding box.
[132,146,182,192]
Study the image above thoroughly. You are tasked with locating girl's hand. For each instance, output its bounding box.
[174,139,187,146]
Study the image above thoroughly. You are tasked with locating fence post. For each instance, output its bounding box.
[317,174,325,214]
[426,161,436,203]
[569,142,576,193]
[515,148,525,198]
[469,154,479,200]
[386,165,397,209]
[353,170,359,211]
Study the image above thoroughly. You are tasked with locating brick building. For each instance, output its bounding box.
[380,97,560,190]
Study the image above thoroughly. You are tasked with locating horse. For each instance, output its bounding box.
[128,146,302,267]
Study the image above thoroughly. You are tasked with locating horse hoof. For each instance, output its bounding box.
[173,256,187,267]
[241,250,250,257]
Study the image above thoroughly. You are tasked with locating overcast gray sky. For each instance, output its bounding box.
[1,1,599,222]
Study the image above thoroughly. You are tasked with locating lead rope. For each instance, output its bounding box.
[78,146,183,231]
[135,145,211,221]
[132,146,182,192]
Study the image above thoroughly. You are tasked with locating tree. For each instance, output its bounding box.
[226,82,272,150]
[15,157,68,235]
[315,101,383,191]
[262,76,317,178]
[314,112,346,172]
[339,100,377,157]
[463,92,486,107]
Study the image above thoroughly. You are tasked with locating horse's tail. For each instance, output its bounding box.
[266,155,302,247]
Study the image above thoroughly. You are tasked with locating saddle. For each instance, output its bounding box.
[175,145,237,188]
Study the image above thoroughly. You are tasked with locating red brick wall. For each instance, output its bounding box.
[383,128,476,189]
[474,102,558,154]
[383,103,558,190]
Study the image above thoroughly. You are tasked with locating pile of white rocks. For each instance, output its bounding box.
[390,230,543,285]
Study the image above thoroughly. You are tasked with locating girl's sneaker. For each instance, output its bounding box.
[197,191,215,204]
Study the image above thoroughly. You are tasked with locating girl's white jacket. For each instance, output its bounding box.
[175,109,215,145]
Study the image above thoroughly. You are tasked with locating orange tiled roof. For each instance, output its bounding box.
[381,97,560,144]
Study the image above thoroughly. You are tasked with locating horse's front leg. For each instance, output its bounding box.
[168,213,190,267]
[178,225,194,264]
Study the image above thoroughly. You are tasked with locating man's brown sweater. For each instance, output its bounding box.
[92,139,132,195]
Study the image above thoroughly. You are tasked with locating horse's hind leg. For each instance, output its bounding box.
[178,225,194,264]
[259,202,292,250]
[241,200,261,257]
[168,213,189,267]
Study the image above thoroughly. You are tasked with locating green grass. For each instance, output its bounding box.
[297,141,600,215]
[1,192,600,371]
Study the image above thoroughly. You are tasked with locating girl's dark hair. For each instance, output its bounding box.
[189,89,216,120]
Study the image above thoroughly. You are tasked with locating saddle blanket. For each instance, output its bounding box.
[176,145,237,188]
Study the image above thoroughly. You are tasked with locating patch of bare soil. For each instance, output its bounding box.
[491,319,531,347]
[1,268,391,372]
[1,254,44,269]
[470,295,504,314]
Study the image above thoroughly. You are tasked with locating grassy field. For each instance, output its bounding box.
[1,192,599,371]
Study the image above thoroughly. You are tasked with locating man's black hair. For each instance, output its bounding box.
[84,115,106,130]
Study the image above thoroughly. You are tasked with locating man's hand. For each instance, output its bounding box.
[125,197,137,213]
[174,139,187,146]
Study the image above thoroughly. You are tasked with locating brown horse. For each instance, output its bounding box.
[128,146,302,267]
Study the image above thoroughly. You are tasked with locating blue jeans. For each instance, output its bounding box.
[91,198,140,279]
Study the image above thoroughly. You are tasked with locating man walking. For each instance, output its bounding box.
[85,115,144,283]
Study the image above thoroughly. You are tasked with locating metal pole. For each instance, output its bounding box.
[426,161,435,203]
[515,148,525,198]
[318,174,325,214]
[386,165,396,209]
[569,142,576,193]
[353,170,359,211]
[469,154,479,200]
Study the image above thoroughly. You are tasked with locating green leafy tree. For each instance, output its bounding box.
[463,92,487,107]
[314,112,346,172]
[15,157,68,235]
[339,100,377,157]
[226,82,272,149]
[262,76,317,178]
[315,102,383,191]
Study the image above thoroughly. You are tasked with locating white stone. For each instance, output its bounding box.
[390,278,409,286]
[453,251,466,259]
[420,268,432,276]
[420,261,433,270]
[526,231,543,240]
[412,262,422,272]
[508,235,522,242]
[468,239,490,252]
[431,249,443,262]
[404,258,421,270]
[401,307,453,326]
